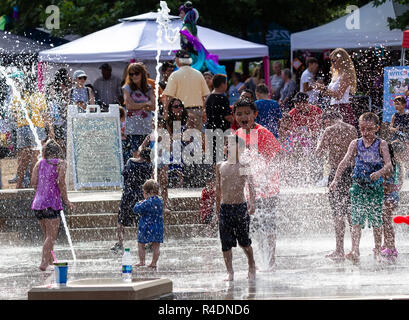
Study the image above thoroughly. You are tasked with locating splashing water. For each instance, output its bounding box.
[0,66,76,263]
[153,1,180,181]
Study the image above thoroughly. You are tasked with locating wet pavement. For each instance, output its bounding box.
[2,230,409,300]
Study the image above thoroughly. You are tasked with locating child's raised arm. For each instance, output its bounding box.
[329,139,357,191]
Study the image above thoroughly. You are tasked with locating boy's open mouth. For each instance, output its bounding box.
[240,120,249,126]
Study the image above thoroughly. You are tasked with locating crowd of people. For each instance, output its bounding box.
[1,46,409,278]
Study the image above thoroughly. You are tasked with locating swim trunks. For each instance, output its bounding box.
[350,182,383,228]
[328,167,352,216]
[219,202,251,252]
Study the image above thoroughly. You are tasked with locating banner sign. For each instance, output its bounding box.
[67,104,123,190]
[383,66,409,122]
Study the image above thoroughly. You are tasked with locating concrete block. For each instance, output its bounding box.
[28,278,172,300]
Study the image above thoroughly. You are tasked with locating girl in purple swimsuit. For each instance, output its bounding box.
[31,140,74,271]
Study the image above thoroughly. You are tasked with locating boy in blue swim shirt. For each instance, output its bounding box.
[330,112,392,263]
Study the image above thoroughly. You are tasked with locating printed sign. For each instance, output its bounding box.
[67,104,123,189]
[383,66,409,122]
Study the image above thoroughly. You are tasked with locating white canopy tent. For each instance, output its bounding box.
[38,12,269,86]
[290,0,405,66]
[291,0,404,51]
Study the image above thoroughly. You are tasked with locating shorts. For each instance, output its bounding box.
[350,182,383,229]
[33,208,61,220]
[328,167,352,216]
[118,193,141,227]
[384,191,400,207]
[219,202,251,252]
[251,196,278,233]
[17,126,46,150]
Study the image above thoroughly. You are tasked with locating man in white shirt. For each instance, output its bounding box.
[300,57,319,105]
[163,49,210,131]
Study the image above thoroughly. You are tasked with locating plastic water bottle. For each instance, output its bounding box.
[122,248,133,282]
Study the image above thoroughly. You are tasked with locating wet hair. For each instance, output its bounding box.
[240,89,255,101]
[255,83,269,95]
[139,147,152,162]
[43,139,62,159]
[233,98,258,114]
[322,109,343,121]
[359,112,379,125]
[142,179,160,195]
[212,74,227,89]
[393,96,406,105]
[306,57,318,66]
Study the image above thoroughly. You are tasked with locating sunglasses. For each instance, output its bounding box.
[78,76,87,80]
[172,104,183,108]
[129,72,141,76]
[330,59,337,63]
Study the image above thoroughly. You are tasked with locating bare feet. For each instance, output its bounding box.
[147,263,157,269]
[325,251,345,261]
[248,266,256,281]
[345,251,359,264]
[134,262,145,267]
[39,265,48,271]
[224,272,234,282]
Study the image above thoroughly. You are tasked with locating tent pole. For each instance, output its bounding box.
[401,48,406,66]
[263,56,271,96]
[290,49,293,78]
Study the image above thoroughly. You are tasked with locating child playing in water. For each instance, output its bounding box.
[234,98,282,271]
[316,109,358,261]
[133,179,164,269]
[380,141,404,262]
[329,112,392,263]
[390,96,409,143]
[216,134,256,281]
[111,148,152,254]
[31,139,74,271]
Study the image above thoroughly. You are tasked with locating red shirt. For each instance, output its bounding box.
[236,124,281,198]
[288,104,322,133]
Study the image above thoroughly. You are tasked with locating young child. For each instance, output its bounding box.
[315,109,358,261]
[329,112,392,263]
[111,148,152,254]
[31,139,74,271]
[216,135,256,281]
[133,179,164,269]
[234,98,282,271]
[390,96,409,143]
[380,141,404,262]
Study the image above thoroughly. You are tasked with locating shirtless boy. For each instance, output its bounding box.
[215,135,256,281]
[316,110,358,261]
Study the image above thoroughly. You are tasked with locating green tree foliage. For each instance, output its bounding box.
[0,0,369,38]
[374,0,409,30]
